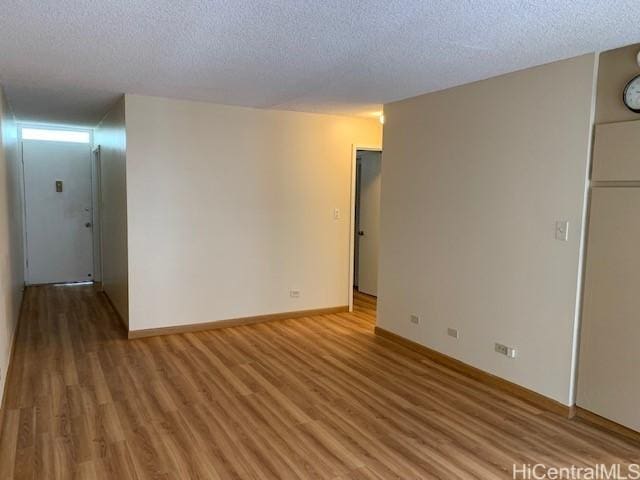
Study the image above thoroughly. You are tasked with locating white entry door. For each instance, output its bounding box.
[357,151,381,296]
[23,140,94,284]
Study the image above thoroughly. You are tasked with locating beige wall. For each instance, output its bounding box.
[576,44,640,431]
[379,54,597,405]
[595,43,640,124]
[95,98,128,324]
[577,188,640,431]
[591,119,640,181]
[0,87,24,404]
[124,95,381,331]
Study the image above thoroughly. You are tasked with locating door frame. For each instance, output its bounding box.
[91,146,103,284]
[349,144,382,312]
[18,123,95,285]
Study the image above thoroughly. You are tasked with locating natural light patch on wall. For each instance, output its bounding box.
[21,127,90,143]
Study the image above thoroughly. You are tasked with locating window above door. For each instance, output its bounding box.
[21,127,90,144]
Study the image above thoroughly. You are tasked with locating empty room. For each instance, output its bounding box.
[0,2,639,479]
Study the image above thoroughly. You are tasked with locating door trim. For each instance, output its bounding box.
[92,146,103,283]
[349,144,382,312]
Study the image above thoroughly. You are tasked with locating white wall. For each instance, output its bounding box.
[0,86,24,404]
[94,97,128,324]
[125,95,381,331]
[379,54,597,405]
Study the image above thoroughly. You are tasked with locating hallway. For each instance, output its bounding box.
[0,285,638,479]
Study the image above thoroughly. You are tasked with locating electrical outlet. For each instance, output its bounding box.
[495,342,517,359]
[410,314,420,325]
[333,208,341,220]
[447,328,459,339]
[289,289,300,298]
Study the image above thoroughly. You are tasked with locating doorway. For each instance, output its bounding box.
[351,148,382,307]
[21,127,94,284]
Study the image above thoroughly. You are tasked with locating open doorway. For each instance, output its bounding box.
[20,125,96,285]
[350,147,382,312]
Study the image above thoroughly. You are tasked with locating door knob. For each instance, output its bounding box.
[85,222,92,228]
[358,230,365,236]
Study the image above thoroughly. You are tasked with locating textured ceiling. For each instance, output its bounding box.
[1,0,639,125]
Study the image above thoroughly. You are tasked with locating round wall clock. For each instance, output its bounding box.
[623,74,640,113]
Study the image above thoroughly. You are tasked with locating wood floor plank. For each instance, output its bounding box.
[0,284,638,479]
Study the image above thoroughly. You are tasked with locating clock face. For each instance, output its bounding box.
[623,75,640,113]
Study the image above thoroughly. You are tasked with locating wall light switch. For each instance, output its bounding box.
[555,220,569,241]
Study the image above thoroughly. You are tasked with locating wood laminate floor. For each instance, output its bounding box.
[0,285,638,479]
